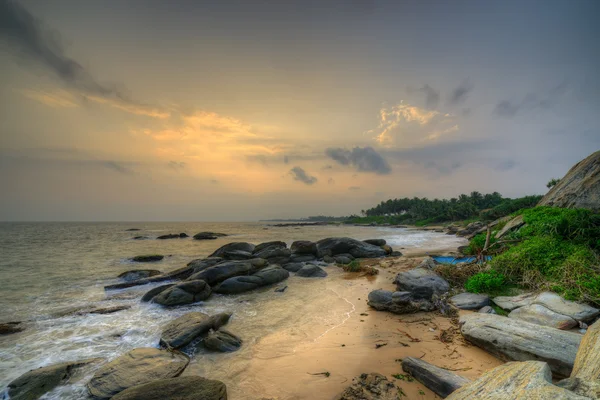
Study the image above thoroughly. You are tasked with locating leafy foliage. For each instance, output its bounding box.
[547,178,560,188]
[465,270,507,294]
[479,195,542,221]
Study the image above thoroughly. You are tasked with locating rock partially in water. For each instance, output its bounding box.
[316,237,387,259]
[0,321,24,335]
[401,357,470,398]
[459,313,582,377]
[160,312,231,349]
[141,284,174,302]
[394,267,450,300]
[288,253,317,263]
[363,239,386,246]
[204,329,242,352]
[532,291,600,322]
[7,358,102,400]
[367,289,436,314]
[338,373,399,400]
[157,233,188,239]
[508,304,578,330]
[296,264,328,278]
[118,269,162,282]
[153,280,212,306]
[87,348,189,399]
[290,240,318,255]
[111,376,228,400]
[449,293,490,310]
[193,231,228,240]
[446,361,588,400]
[492,292,536,311]
[209,242,256,258]
[215,266,289,294]
[186,257,224,273]
[253,245,291,261]
[131,255,164,262]
[188,259,266,286]
[381,244,393,255]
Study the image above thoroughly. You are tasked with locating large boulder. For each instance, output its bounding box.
[188,259,266,286]
[131,255,163,262]
[394,268,450,299]
[193,232,228,240]
[367,290,436,314]
[532,291,600,322]
[186,257,224,274]
[118,269,161,281]
[459,313,582,377]
[492,293,536,311]
[253,241,287,254]
[7,358,101,400]
[111,376,227,400]
[290,240,318,255]
[338,373,399,400]
[295,264,328,278]
[141,284,174,302]
[363,239,386,246]
[508,304,578,330]
[160,312,231,349]
[214,266,289,294]
[446,361,588,400]
[449,293,490,310]
[538,150,600,211]
[208,242,255,258]
[87,348,189,399]
[204,329,243,352]
[316,237,387,259]
[152,280,211,306]
[252,246,291,261]
[221,250,253,260]
[282,262,304,272]
[401,357,470,398]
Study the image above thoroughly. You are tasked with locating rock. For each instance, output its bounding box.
[222,250,254,260]
[131,255,164,262]
[446,361,588,400]
[456,221,485,238]
[110,376,228,400]
[390,251,403,257]
[296,264,328,278]
[401,357,470,398]
[193,231,228,240]
[157,233,187,239]
[290,240,318,255]
[275,286,287,293]
[282,262,304,272]
[418,256,437,270]
[0,322,24,335]
[132,236,148,240]
[381,244,393,255]
[532,291,600,322]
[316,237,387,259]
[334,255,353,265]
[125,228,141,231]
[449,293,490,310]
[204,329,242,352]
[367,290,436,314]
[492,292,537,311]
[508,304,578,330]
[160,312,231,349]
[459,313,582,377]
[209,242,255,258]
[363,239,386,246]
[253,241,287,254]
[253,246,291,260]
[338,373,399,400]
[323,255,335,263]
[557,320,600,398]
[7,358,101,400]
[288,253,317,263]
[394,267,450,300]
[188,259,266,286]
[215,266,289,294]
[495,215,526,239]
[118,269,162,281]
[141,284,174,302]
[538,150,600,211]
[186,257,224,273]
[478,306,497,314]
[87,348,189,399]
[152,280,212,306]
[85,305,131,315]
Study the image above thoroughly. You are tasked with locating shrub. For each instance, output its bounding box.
[465,270,506,294]
[480,195,542,221]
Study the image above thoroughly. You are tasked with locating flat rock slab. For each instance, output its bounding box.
[111,376,227,400]
[160,312,231,349]
[394,267,450,299]
[401,357,470,398]
[204,329,242,352]
[446,361,589,400]
[338,373,399,400]
[460,313,582,377]
[152,280,211,306]
[492,293,537,311]
[449,293,490,310]
[87,348,189,399]
[509,304,577,330]
[533,292,600,322]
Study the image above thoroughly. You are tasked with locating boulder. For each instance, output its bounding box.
[381,244,393,255]
[157,233,187,239]
[456,221,485,238]
[316,237,387,258]
[209,242,255,258]
[394,267,450,299]
[0,322,24,335]
[449,293,490,310]
[288,253,317,263]
[204,329,242,352]
[188,259,266,286]
[160,312,232,349]
[193,232,228,240]
[338,373,399,400]
[141,284,174,302]
[253,246,291,260]
[152,280,211,306]
[334,255,353,265]
[186,257,224,273]
[222,250,254,260]
[401,357,470,398]
[508,304,578,330]
[532,291,600,322]
[323,255,335,263]
[131,255,163,262]
[478,306,497,314]
[118,269,161,281]
[253,241,287,254]
[459,313,582,377]
[363,239,386,246]
[282,262,304,272]
[296,264,328,278]
[446,361,588,400]
[290,240,318,255]
[492,292,536,311]
[495,215,525,239]
[538,150,600,211]
[418,256,437,270]
[367,290,436,314]
[214,266,289,294]
[7,358,101,400]
[87,348,189,399]
[111,376,227,400]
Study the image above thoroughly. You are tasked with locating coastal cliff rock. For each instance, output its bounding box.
[110,376,228,400]
[204,329,242,352]
[401,357,470,398]
[152,280,211,306]
[367,290,436,314]
[160,312,231,349]
[87,348,189,399]
[394,267,450,299]
[215,266,289,294]
[316,237,387,259]
[338,373,399,400]
[118,269,161,281]
[187,259,267,286]
[538,150,600,211]
[209,242,256,258]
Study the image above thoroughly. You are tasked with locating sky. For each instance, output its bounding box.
[0,0,599,221]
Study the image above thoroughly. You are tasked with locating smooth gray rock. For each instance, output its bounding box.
[418,256,437,270]
[253,246,291,260]
[460,313,582,377]
[188,259,265,286]
[478,306,497,314]
[118,270,161,282]
[204,329,242,352]
[492,292,536,311]
[160,312,231,349]
[509,304,578,330]
[290,240,318,255]
[86,348,189,399]
[316,237,387,259]
[214,266,289,294]
[449,293,490,310]
[335,255,353,265]
[363,239,386,246]
[401,357,470,398]
[111,376,227,400]
[296,264,327,278]
[394,267,450,299]
[152,280,211,306]
[532,291,600,322]
[141,284,174,302]
[186,257,224,273]
[222,250,254,260]
[288,253,317,263]
[208,242,255,258]
[367,289,436,314]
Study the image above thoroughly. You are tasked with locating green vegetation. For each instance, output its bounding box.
[465,270,507,295]
[547,178,560,188]
[392,373,415,382]
[479,195,542,221]
[343,260,361,272]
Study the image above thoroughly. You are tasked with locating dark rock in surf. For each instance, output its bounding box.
[215,266,289,294]
[141,284,174,302]
[125,228,141,231]
[118,269,162,282]
[111,376,227,400]
[253,241,287,254]
[152,280,212,306]
[193,231,228,240]
[296,264,327,278]
[131,255,164,263]
[160,312,231,349]
[186,257,224,273]
[204,329,242,352]
[0,322,24,335]
[288,253,316,263]
[132,236,148,240]
[209,242,255,258]
[290,240,318,256]
[282,262,304,272]
[253,245,291,260]
[188,259,266,286]
[316,237,387,259]
[363,239,386,246]
[156,233,187,240]
[222,250,254,260]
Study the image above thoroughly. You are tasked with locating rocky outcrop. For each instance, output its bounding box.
[209,242,255,258]
[157,233,188,239]
[295,264,328,278]
[449,293,490,310]
[252,242,291,264]
[215,266,289,294]
[186,257,224,273]
[160,312,231,349]
[492,293,536,311]
[290,240,318,256]
[367,290,436,314]
[188,259,267,286]
[316,237,387,259]
[152,280,211,306]
[394,267,450,299]
[204,329,242,352]
[7,358,101,400]
[193,232,228,240]
[118,269,161,281]
[459,313,582,377]
[401,357,470,398]
[446,361,588,400]
[131,255,163,262]
[141,284,174,302]
[111,376,228,400]
[538,150,600,211]
[495,215,525,239]
[87,348,189,399]
[508,304,578,330]
[456,221,485,238]
[338,373,399,400]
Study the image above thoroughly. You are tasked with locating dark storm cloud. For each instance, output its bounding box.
[325,146,391,175]
[289,166,317,185]
[416,84,440,109]
[449,81,473,105]
[494,82,569,118]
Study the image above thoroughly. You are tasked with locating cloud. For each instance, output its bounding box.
[18,88,78,108]
[283,155,289,164]
[408,84,440,109]
[99,160,131,174]
[495,159,517,171]
[210,179,219,184]
[449,81,473,105]
[325,146,391,175]
[494,82,569,118]
[168,161,186,170]
[289,166,317,185]
[348,186,360,191]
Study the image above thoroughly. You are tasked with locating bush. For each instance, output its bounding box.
[465,270,506,294]
[480,195,542,221]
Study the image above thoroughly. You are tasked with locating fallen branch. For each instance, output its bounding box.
[397,329,422,342]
